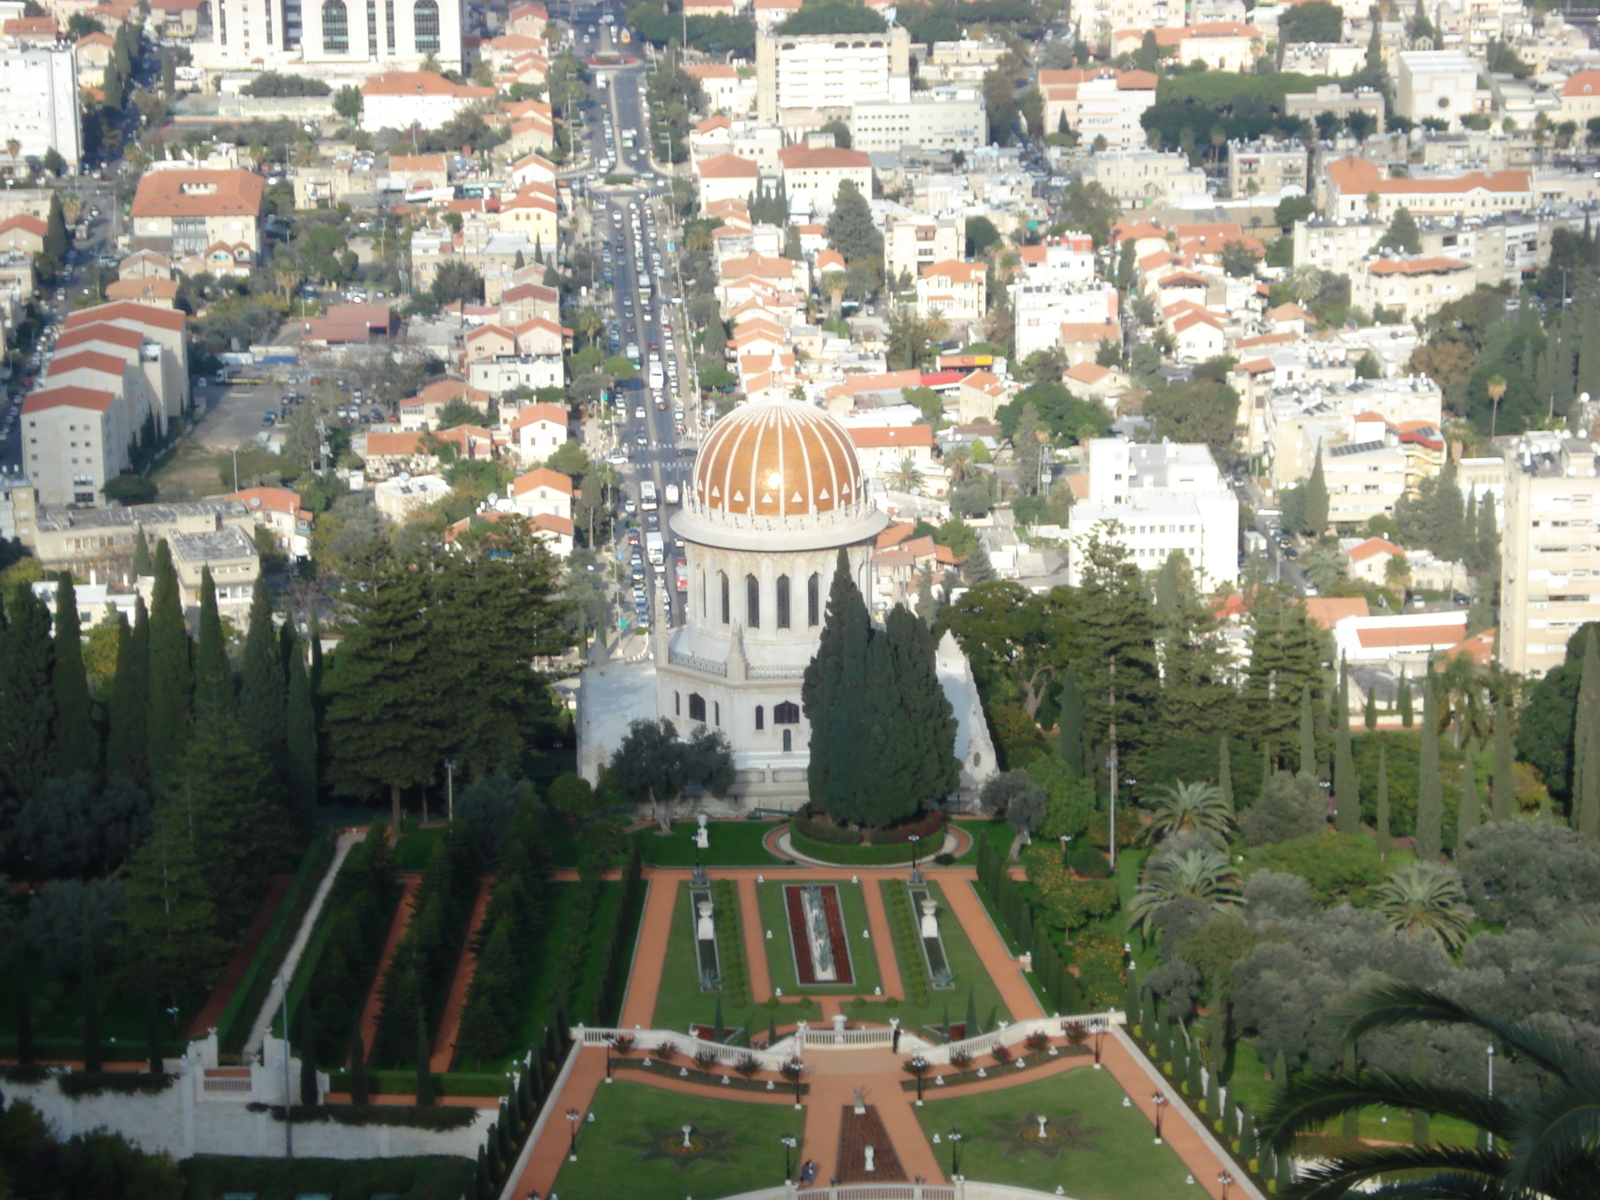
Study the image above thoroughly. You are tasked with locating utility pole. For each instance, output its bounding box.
[1108,656,1119,873]
[278,974,294,1158]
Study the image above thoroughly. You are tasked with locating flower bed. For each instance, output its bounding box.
[897,1042,1092,1091]
[612,1056,809,1095]
[783,884,853,986]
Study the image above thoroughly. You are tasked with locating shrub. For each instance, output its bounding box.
[991,1044,1012,1064]
[653,1042,677,1062]
[1068,842,1111,878]
[57,1071,176,1098]
[868,808,946,845]
[249,1101,477,1130]
[735,1054,761,1079]
[884,883,931,1007]
[793,807,862,845]
[949,1047,973,1069]
[694,1048,717,1071]
[711,879,751,1007]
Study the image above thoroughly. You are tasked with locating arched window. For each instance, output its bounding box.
[688,693,706,722]
[412,0,439,54]
[775,575,790,628]
[755,705,764,730]
[807,572,820,626]
[774,701,800,725]
[783,729,792,752]
[321,0,348,53]
[719,572,729,624]
[746,574,760,628]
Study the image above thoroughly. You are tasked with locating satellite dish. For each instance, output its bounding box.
[249,497,261,507]
[487,493,500,504]
[398,471,412,482]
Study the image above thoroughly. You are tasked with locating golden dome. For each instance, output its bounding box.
[692,401,863,519]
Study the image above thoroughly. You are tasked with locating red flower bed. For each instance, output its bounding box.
[784,884,854,986]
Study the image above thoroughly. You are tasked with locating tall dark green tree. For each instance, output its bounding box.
[0,585,54,805]
[1243,584,1327,752]
[1334,664,1359,835]
[146,540,192,778]
[285,622,319,822]
[132,529,152,576]
[870,605,960,825]
[1218,736,1233,810]
[1576,628,1600,837]
[824,179,883,264]
[50,574,95,778]
[1491,690,1515,822]
[193,567,233,722]
[1057,665,1085,780]
[1072,530,1160,765]
[1378,206,1423,254]
[1375,741,1390,859]
[803,548,873,819]
[105,596,149,784]
[1416,684,1443,859]
[1398,670,1414,727]
[1304,446,1329,536]
[1298,686,1317,778]
[238,578,287,766]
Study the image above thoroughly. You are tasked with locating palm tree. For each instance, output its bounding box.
[1284,265,1326,304]
[889,457,923,495]
[1127,847,1242,934]
[1261,982,1600,1200]
[1374,862,1474,952]
[1487,373,1508,439]
[1141,780,1233,844]
[823,270,848,316]
[1550,913,1600,967]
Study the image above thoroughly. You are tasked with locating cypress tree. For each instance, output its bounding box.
[13,947,31,1067]
[1276,1148,1293,1193]
[1364,685,1377,730]
[1298,686,1316,777]
[801,549,873,823]
[144,966,164,1075]
[50,574,96,778]
[1205,1046,1222,1119]
[298,997,318,1105]
[878,605,959,824]
[132,528,153,576]
[1334,664,1359,835]
[714,992,724,1044]
[416,1008,435,1105]
[1416,684,1443,860]
[239,577,286,764]
[82,937,102,1073]
[1217,737,1232,810]
[1058,666,1085,779]
[1186,1043,1203,1096]
[1459,759,1482,842]
[1577,628,1600,836]
[349,1028,369,1103]
[1239,1104,1257,1161]
[106,599,148,784]
[1491,693,1515,822]
[1259,738,1273,798]
[285,621,318,823]
[0,584,55,804]
[1272,1045,1288,1084]
[1304,445,1329,535]
[1398,670,1414,727]
[965,988,979,1037]
[1376,742,1391,859]
[193,567,233,721]
[146,540,192,778]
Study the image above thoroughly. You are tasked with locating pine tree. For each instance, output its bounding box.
[1376,742,1390,858]
[964,542,996,585]
[122,801,227,996]
[132,528,152,576]
[1218,736,1232,810]
[1013,402,1042,496]
[50,574,95,778]
[146,540,192,778]
[1303,445,1329,535]
[298,996,318,1105]
[915,563,936,627]
[1057,666,1085,779]
[1397,670,1414,727]
[1334,664,1359,834]
[193,567,233,721]
[1416,684,1443,859]
[238,577,286,765]
[349,1028,370,1103]
[106,596,149,784]
[0,585,54,804]
[1459,758,1481,842]
[285,622,319,823]
[1491,692,1515,821]
[1298,686,1316,778]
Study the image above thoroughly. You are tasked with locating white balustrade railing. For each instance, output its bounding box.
[918,1010,1125,1067]
[575,1026,792,1071]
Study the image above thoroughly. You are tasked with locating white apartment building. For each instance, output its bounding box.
[1010,281,1119,363]
[1396,50,1479,128]
[1038,67,1158,148]
[1227,139,1307,198]
[200,0,464,71]
[1351,255,1480,322]
[915,259,986,321]
[1265,376,1444,492]
[885,215,962,284]
[1500,433,1600,677]
[21,385,132,508]
[1015,233,1097,289]
[1067,438,1239,589]
[850,87,987,154]
[1085,149,1208,208]
[1073,0,1182,43]
[0,45,81,170]
[755,25,912,122]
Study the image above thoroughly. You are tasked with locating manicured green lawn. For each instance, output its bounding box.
[549,1079,804,1200]
[952,817,1014,866]
[879,879,1014,1038]
[634,821,784,867]
[913,1066,1208,1200]
[755,880,882,998]
[650,880,749,1035]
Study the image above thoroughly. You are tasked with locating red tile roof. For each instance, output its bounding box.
[130,169,264,219]
[23,385,116,414]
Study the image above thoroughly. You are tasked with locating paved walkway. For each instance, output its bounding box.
[430,877,495,1073]
[937,872,1044,1021]
[861,880,906,1001]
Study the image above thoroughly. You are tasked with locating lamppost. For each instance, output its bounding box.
[1091,1016,1107,1068]
[445,759,456,823]
[1487,1044,1495,1151]
[277,973,293,1158]
[1218,1171,1235,1200]
[566,1107,581,1160]
[780,1132,798,1181]
[908,833,923,885]
[909,1054,929,1102]
[948,1128,963,1178]
[1152,1091,1168,1144]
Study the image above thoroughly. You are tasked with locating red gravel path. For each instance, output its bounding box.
[187,874,292,1039]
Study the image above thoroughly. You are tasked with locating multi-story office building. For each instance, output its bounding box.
[849,87,986,154]
[200,0,463,72]
[1500,433,1600,676]
[0,45,81,171]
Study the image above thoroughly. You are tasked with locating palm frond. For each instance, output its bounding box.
[1549,913,1600,969]
[1504,1083,1600,1195]
[1283,1143,1509,1200]
[1260,1068,1514,1152]
[1338,983,1579,1081]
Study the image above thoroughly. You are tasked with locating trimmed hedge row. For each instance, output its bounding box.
[792,808,861,845]
[589,840,645,1027]
[792,807,946,848]
[789,826,919,864]
[882,882,931,1008]
[710,878,750,1008]
[869,808,946,846]
[56,1071,177,1098]
[250,1101,479,1130]
[219,829,337,1053]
